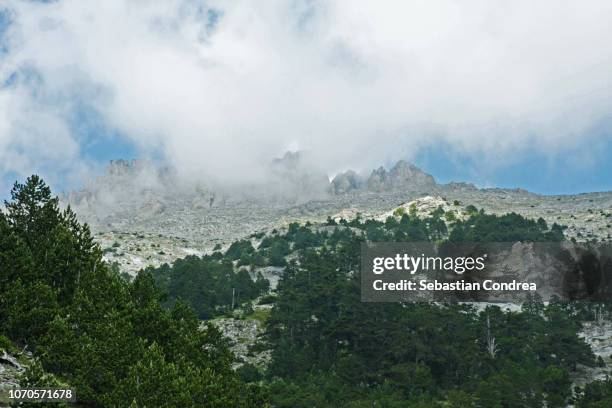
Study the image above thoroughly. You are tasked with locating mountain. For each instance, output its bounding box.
[331,160,436,194]
[60,154,612,276]
[63,154,443,226]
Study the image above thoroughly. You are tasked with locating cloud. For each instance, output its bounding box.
[1,0,612,189]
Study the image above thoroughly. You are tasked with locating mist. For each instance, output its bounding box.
[2,0,612,192]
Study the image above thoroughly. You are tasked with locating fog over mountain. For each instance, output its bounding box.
[2,0,612,193]
[62,155,612,264]
[63,153,443,220]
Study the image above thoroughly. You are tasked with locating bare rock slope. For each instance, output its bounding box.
[62,157,612,275]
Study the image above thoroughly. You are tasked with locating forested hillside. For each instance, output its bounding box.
[0,176,267,407]
[149,195,611,406]
[258,210,600,406]
[1,176,612,407]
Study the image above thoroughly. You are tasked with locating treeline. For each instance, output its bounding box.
[0,176,266,407]
[266,247,594,407]
[255,207,597,406]
[576,378,612,407]
[449,211,565,242]
[150,255,269,319]
[326,207,564,243]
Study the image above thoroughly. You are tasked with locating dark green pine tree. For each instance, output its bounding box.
[0,176,268,407]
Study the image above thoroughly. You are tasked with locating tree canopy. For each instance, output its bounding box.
[0,176,267,407]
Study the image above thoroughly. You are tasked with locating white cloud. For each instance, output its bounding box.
[1,0,612,187]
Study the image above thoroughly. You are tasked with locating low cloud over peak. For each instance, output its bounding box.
[1,0,612,193]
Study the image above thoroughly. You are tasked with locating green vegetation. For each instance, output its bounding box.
[259,211,593,407]
[0,176,606,407]
[0,176,266,407]
[449,213,564,242]
[258,235,291,266]
[150,256,269,319]
[575,378,612,407]
[247,307,272,324]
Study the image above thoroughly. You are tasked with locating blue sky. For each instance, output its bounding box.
[413,140,612,195]
[2,1,612,198]
[1,99,611,198]
[4,125,610,197]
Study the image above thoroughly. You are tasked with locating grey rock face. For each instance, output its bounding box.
[267,151,331,202]
[63,159,184,222]
[62,155,443,230]
[0,349,26,394]
[573,321,612,388]
[330,170,363,194]
[331,161,436,194]
[59,155,612,279]
[365,161,436,192]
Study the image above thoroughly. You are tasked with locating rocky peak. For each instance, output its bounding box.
[63,155,443,228]
[267,151,330,200]
[331,161,437,194]
[330,170,363,194]
[368,160,436,192]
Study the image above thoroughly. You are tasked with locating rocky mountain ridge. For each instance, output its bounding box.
[60,155,612,276]
[63,154,442,219]
[331,161,437,194]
